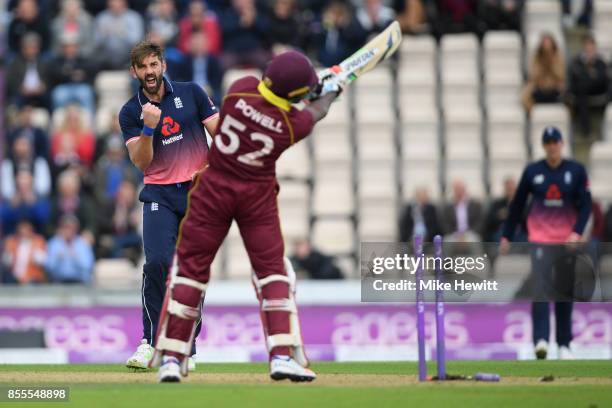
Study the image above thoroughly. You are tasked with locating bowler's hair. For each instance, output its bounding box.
[130,41,164,68]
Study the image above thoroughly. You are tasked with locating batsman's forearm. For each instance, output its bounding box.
[306,92,338,123]
[128,136,154,172]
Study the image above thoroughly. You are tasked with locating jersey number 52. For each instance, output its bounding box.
[215,114,274,167]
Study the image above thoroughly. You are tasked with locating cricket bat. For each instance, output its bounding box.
[318,20,403,83]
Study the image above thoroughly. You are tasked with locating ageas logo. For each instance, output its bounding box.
[161,116,181,137]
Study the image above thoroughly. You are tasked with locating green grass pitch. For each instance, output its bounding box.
[0,361,611,408]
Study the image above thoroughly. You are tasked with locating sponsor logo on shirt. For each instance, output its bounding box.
[161,116,184,146]
[544,184,563,207]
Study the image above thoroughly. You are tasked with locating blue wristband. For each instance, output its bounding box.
[142,125,155,137]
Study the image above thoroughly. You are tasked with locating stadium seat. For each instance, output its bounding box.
[603,104,612,141]
[401,117,439,161]
[312,219,354,254]
[313,162,354,215]
[401,159,441,201]
[444,107,483,160]
[312,123,351,163]
[589,141,612,202]
[594,0,612,59]
[445,160,485,199]
[359,161,396,201]
[94,259,139,288]
[399,35,436,88]
[277,139,310,179]
[359,199,397,242]
[222,68,261,93]
[488,106,527,161]
[357,121,395,161]
[529,104,571,159]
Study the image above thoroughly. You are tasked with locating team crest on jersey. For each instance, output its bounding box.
[534,174,544,184]
[161,116,184,145]
[174,97,183,109]
[565,171,572,184]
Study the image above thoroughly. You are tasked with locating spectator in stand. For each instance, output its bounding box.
[483,176,527,243]
[50,104,96,171]
[267,0,307,54]
[480,0,524,32]
[219,0,270,70]
[561,0,592,30]
[522,33,565,113]
[93,0,144,70]
[94,112,127,163]
[290,239,343,280]
[146,29,185,79]
[96,181,142,264]
[46,215,94,284]
[51,0,94,58]
[430,0,485,39]
[356,0,396,37]
[48,33,97,113]
[169,30,223,105]
[2,219,47,284]
[6,33,50,109]
[313,1,366,67]
[7,0,50,54]
[146,0,180,48]
[93,136,139,205]
[568,35,608,140]
[2,137,51,201]
[392,0,427,34]
[49,170,97,244]
[6,105,49,162]
[441,179,483,242]
[1,170,50,235]
[399,187,442,243]
[178,0,222,55]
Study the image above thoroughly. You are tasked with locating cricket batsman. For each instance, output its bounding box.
[500,126,592,360]
[119,41,219,371]
[149,50,344,383]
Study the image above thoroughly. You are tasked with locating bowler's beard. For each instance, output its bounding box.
[139,72,164,95]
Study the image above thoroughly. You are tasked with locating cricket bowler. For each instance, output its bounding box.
[119,41,219,371]
[149,50,344,383]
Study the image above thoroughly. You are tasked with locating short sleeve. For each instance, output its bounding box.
[191,83,218,124]
[119,104,142,145]
[291,109,315,144]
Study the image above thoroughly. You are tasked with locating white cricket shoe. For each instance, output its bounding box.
[270,355,316,382]
[158,356,182,383]
[126,339,154,370]
[535,339,548,360]
[188,356,196,372]
[559,346,575,360]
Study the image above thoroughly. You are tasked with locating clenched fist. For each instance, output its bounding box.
[142,103,161,129]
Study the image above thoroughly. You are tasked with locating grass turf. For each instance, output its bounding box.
[0,361,611,408]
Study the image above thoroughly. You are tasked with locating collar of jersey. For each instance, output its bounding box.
[138,76,173,106]
[257,81,291,112]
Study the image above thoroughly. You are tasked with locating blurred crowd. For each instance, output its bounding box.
[1,0,611,285]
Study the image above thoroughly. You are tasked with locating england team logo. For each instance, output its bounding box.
[174,97,183,109]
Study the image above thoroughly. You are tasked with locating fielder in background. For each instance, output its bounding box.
[119,41,219,371]
[500,126,592,360]
[151,51,345,383]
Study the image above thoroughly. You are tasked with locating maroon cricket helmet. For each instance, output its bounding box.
[262,51,318,100]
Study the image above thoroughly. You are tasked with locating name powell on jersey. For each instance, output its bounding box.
[161,116,184,146]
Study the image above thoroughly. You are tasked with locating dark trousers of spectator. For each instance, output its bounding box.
[139,182,201,354]
[532,89,561,104]
[572,89,607,137]
[530,244,576,347]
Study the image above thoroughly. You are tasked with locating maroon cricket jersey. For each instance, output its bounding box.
[207,76,315,181]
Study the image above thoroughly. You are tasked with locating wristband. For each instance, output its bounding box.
[142,125,155,137]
